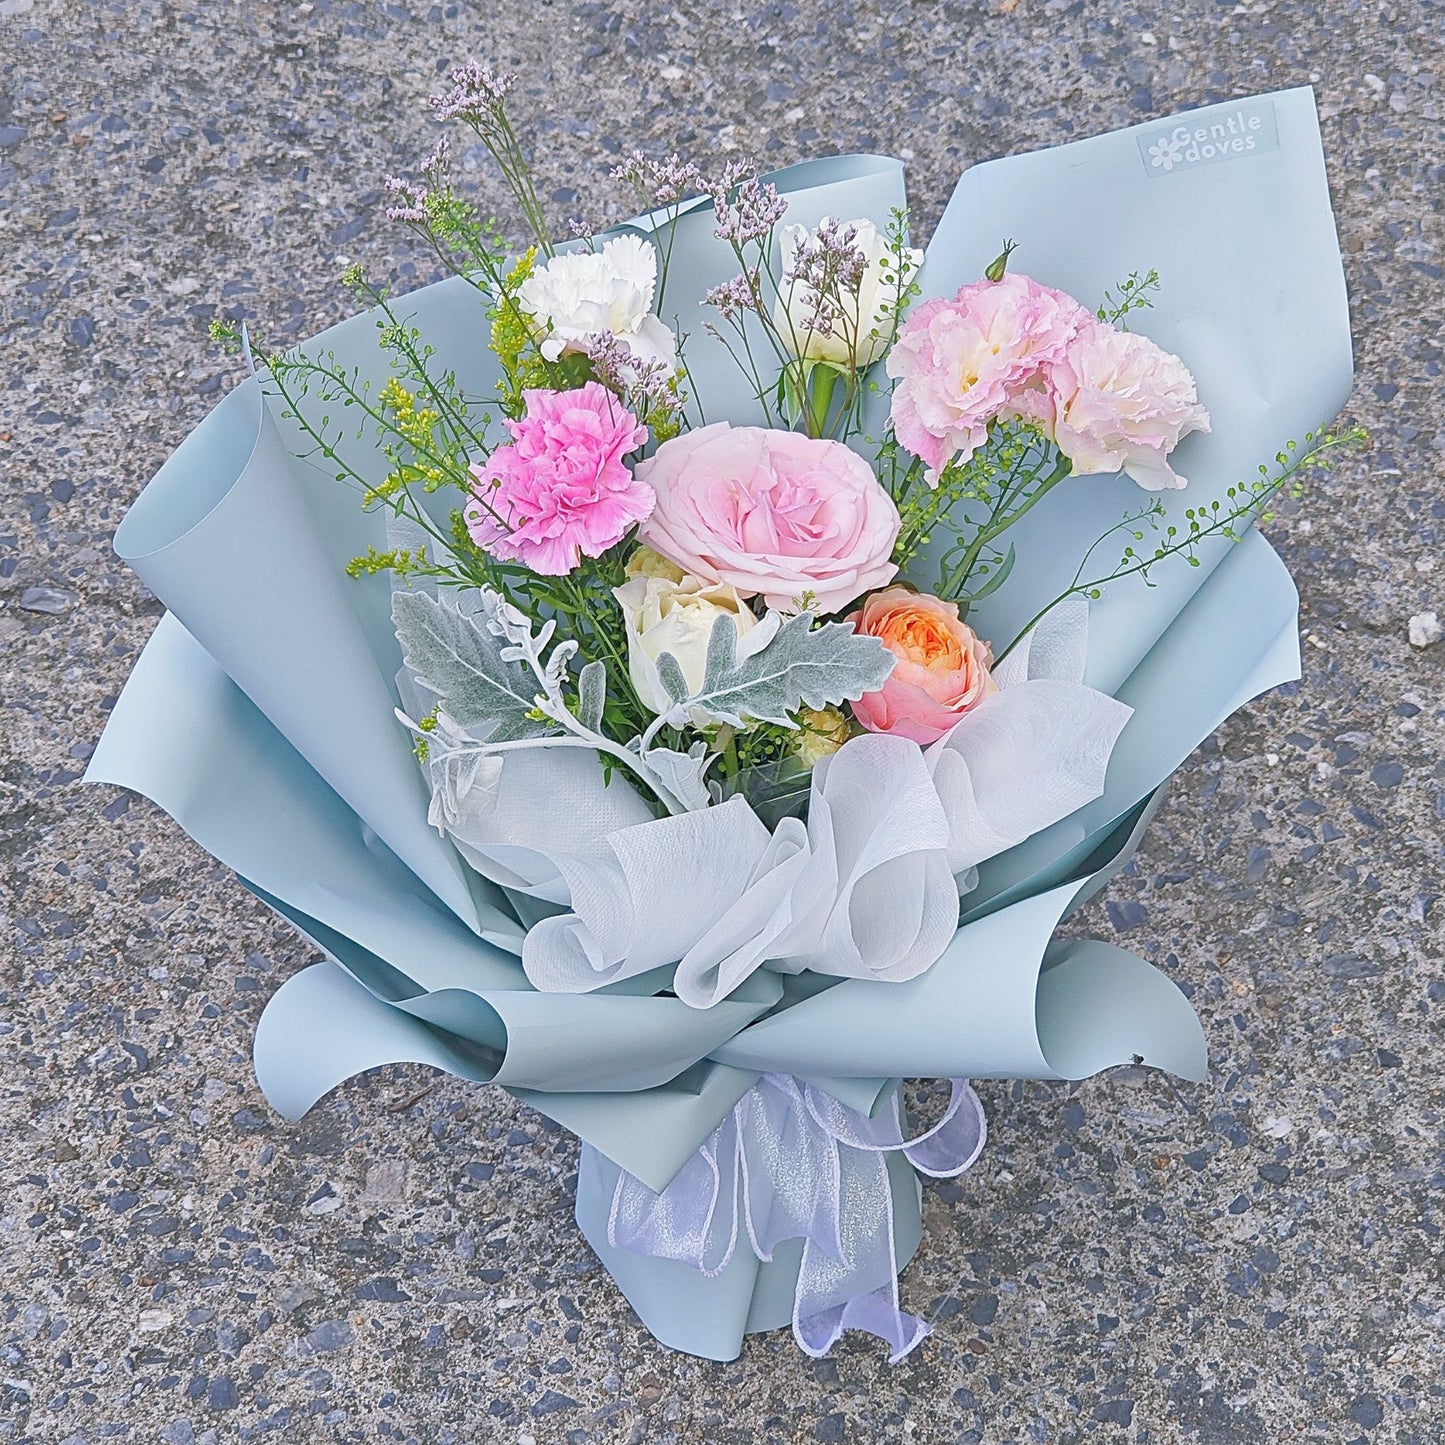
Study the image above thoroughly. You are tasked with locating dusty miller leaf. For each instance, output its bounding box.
[631,739,713,813]
[662,612,895,729]
[392,589,556,743]
[655,651,690,706]
[576,660,607,733]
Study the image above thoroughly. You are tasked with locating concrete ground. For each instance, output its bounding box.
[1,0,1441,1440]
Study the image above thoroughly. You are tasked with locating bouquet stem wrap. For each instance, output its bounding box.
[579,1076,985,1362]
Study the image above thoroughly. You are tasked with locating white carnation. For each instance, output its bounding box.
[517,234,677,377]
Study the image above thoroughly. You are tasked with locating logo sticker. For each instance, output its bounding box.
[1138,100,1280,177]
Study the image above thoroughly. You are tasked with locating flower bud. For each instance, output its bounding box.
[984,239,1018,283]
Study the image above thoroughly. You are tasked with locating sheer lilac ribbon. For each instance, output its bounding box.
[607,1075,987,1361]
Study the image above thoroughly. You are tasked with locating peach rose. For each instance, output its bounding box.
[849,587,997,744]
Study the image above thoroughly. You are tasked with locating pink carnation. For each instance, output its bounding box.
[1043,322,1211,490]
[465,383,651,576]
[887,273,1091,480]
[636,423,900,615]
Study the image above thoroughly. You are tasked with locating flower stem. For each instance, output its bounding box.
[947,453,1073,595]
[806,366,839,439]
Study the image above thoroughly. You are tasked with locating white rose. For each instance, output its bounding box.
[517,233,677,376]
[772,216,922,369]
[614,574,770,720]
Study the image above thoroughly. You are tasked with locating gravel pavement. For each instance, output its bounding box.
[1,0,1441,1440]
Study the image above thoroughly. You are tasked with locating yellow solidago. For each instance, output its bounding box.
[380,376,413,415]
[381,378,441,452]
[643,371,688,443]
[645,403,683,444]
[372,379,448,495]
[492,247,549,417]
[412,704,440,764]
[346,544,429,579]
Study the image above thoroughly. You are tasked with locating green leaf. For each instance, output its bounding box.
[661,612,895,730]
[392,589,556,742]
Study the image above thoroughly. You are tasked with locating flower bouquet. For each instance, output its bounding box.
[88,76,1357,1362]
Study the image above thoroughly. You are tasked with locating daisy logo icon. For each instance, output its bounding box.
[1147,133,1185,171]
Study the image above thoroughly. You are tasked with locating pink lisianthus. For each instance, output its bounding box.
[1043,322,1210,490]
[465,383,652,576]
[886,273,1092,480]
[849,587,998,745]
[635,423,900,615]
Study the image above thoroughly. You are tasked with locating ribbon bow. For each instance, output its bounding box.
[602,1075,987,1361]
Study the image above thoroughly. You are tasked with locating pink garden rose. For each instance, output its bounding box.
[1041,322,1210,490]
[849,587,997,745]
[887,273,1091,480]
[635,423,900,615]
[465,383,651,576]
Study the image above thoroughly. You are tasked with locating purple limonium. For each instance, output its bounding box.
[787,221,868,309]
[421,135,451,181]
[584,331,667,392]
[429,61,515,125]
[613,151,705,207]
[383,140,451,226]
[773,216,921,371]
[382,175,430,225]
[713,176,788,246]
[779,219,868,343]
[703,273,759,322]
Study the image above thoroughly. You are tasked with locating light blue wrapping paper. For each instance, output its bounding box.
[86,89,1352,1360]
[918,86,1351,697]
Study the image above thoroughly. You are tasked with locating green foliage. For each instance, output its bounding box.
[522,549,652,743]
[994,425,1369,663]
[490,247,550,418]
[209,318,243,353]
[733,720,802,773]
[1097,269,1161,328]
[886,416,1074,610]
[261,332,504,599]
[346,544,429,580]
